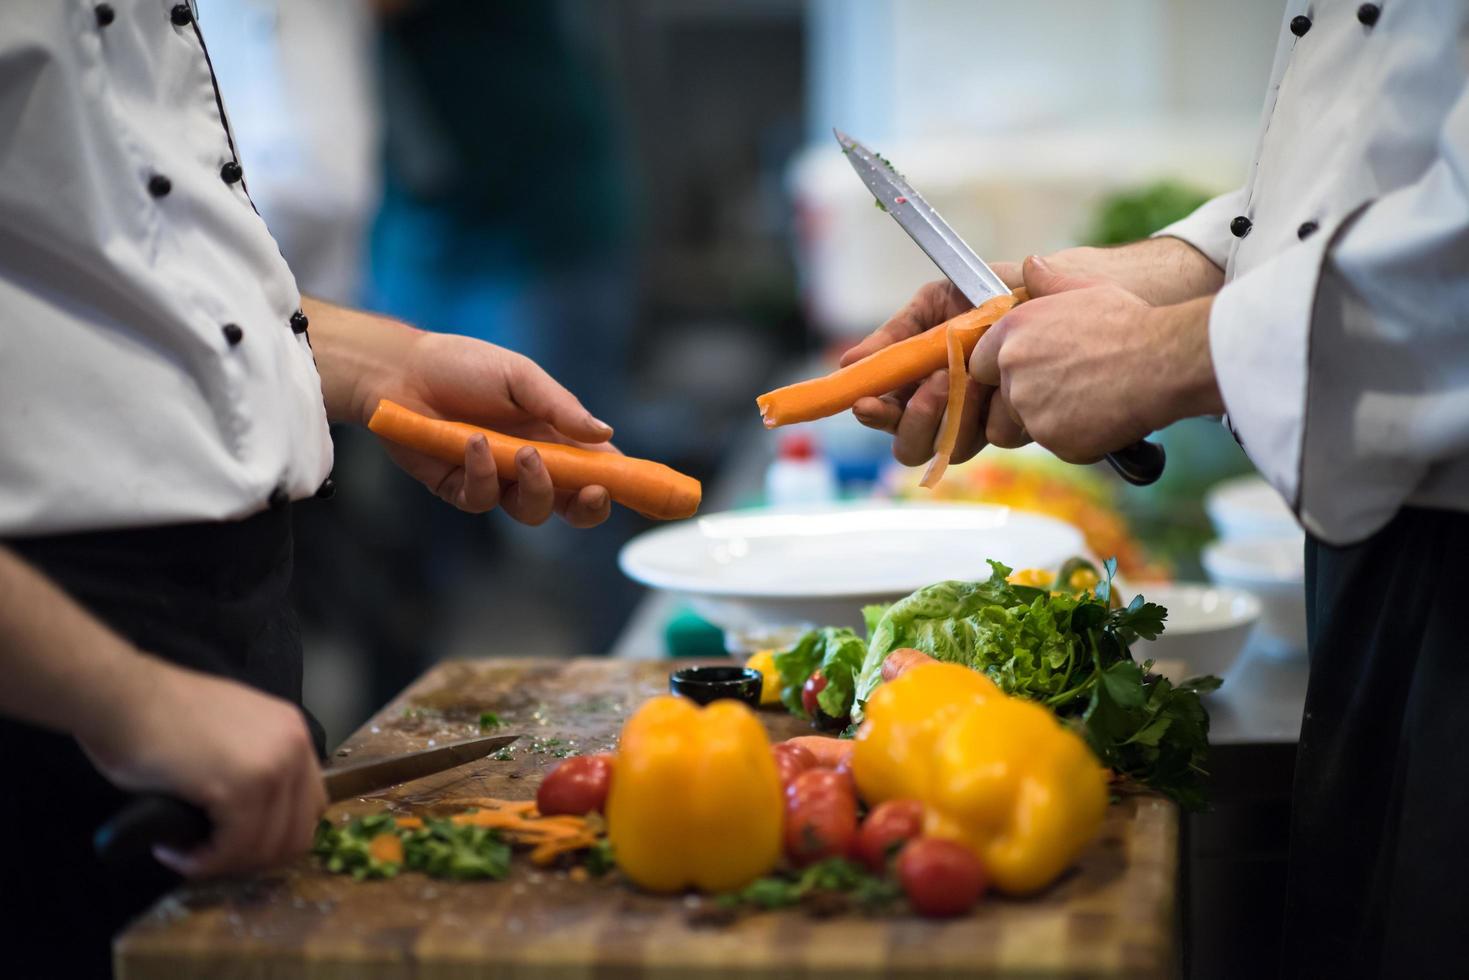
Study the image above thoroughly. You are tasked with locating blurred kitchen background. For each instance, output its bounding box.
[194,0,1298,746]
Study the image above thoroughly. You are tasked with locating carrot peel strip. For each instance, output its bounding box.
[919,320,968,489]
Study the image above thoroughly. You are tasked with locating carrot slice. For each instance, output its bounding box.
[755,291,1022,429]
[919,320,968,488]
[368,833,405,865]
[367,400,701,521]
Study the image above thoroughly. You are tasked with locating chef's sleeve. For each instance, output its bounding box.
[1150,187,1248,271]
[1207,85,1469,545]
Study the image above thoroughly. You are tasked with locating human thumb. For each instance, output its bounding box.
[1021,254,1103,297]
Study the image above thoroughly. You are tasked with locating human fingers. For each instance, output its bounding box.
[499,447,556,526]
[985,389,1031,449]
[1021,254,1109,298]
[505,356,613,444]
[969,314,1009,389]
[443,433,501,513]
[948,379,990,465]
[892,372,951,467]
[851,394,904,433]
[558,485,612,529]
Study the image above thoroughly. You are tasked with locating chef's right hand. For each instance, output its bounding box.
[80,656,326,877]
[844,261,1029,466]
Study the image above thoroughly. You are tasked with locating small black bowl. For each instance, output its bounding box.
[669,665,764,707]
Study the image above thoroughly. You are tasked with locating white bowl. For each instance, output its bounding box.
[1200,535,1307,652]
[1205,475,1299,541]
[619,501,1085,650]
[1136,583,1260,684]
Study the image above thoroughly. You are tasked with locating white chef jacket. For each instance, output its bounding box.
[1157,0,1469,546]
[0,0,333,538]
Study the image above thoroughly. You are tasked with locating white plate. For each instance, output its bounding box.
[1138,583,1261,685]
[619,502,1085,649]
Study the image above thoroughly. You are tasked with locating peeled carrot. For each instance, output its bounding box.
[755,291,1024,429]
[367,399,701,521]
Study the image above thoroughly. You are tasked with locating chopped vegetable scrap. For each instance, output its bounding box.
[313,799,605,881]
[313,812,511,881]
[709,857,901,919]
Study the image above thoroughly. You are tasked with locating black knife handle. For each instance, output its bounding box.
[94,794,211,866]
[1103,439,1166,486]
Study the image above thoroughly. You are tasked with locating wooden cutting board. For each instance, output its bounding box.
[116,658,1179,979]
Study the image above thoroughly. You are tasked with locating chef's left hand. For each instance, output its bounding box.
[969,256,1222,464]
[358,328,617,528]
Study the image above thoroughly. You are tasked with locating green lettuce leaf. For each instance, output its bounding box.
[774,626,867,719]
[855,560,1083,712]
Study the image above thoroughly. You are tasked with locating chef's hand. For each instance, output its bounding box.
[371,331,617,528]
[310,297,618,529]
[79,657,326,878]
[843,262,1030,466]
[968,255,1223,463]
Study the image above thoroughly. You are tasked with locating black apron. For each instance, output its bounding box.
[0,506,319,980]
[1284,506,1469,978]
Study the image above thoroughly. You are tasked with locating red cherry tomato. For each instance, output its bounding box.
[771,742,817,790]
[536,753,614,816]
[897,838,988,918]
[854,799,925,873]
[801,670,829,718]
[784,768,858,866]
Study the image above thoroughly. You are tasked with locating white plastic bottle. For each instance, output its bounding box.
[765,432,839,507]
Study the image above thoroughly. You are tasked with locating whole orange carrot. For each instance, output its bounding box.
[368,399,701,521]
[755,291,1024,428]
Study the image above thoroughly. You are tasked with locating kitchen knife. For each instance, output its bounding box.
[834,129,1166,487]
[94,732,520,865]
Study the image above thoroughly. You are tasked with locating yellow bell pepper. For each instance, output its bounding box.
[1006,566,1054,589]
[852,662,1108,895]
[744,649,783,706]
[606,695,783,893]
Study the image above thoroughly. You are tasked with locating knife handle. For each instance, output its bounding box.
[1103,439,1166,486]
[94,794,211,866]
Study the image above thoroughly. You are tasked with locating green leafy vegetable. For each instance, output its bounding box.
[584,838,617,877]
[313,813,511,881]
[478,711,503,730]
[773,627,866,720]
[848,558,1217,808]
[717,857,901,912]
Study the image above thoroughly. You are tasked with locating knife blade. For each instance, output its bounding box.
[833,129,1166,487]
[94,732,520,865]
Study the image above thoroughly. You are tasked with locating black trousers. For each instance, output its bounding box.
[1284,507,1469,978]
[0,507,316,980]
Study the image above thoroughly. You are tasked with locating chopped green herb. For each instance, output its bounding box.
[873,198,888,213]
[491,748,515,762]
[717,858,901,913]
[313,814,511,882]
[584,838,616,877]
[478,711,503,730]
